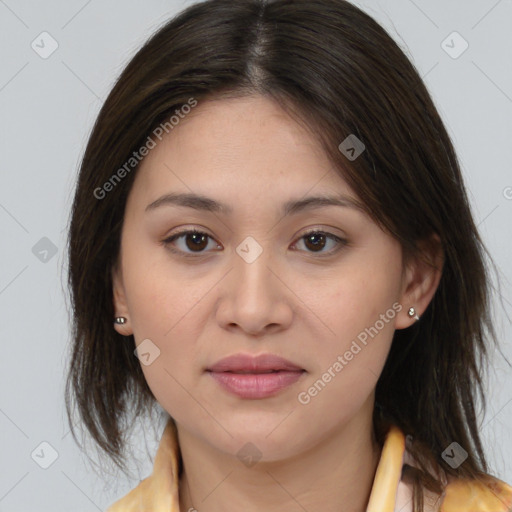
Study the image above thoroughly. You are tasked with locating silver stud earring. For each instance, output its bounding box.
[114,316,127,325]
[407,307,420,321]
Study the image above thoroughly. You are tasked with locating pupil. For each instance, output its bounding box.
[306,233,325,251]
[187,233,207,251]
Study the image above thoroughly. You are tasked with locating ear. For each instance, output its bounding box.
[395,233,444,329]
[112,260,133,336]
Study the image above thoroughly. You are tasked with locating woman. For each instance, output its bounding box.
[65,0,512,511]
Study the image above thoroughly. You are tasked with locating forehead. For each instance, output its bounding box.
[129,95,357,209]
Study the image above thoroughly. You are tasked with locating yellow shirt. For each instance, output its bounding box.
[106,418,512,511]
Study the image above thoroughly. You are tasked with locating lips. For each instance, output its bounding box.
[206,353,305,399]
[207,353,304,373]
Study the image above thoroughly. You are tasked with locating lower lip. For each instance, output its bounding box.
[207,370,305,399]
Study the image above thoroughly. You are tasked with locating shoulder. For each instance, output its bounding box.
[439,473,512,512]
[105,418,181,511]
[398,470,512,512]
[399,432,512,512]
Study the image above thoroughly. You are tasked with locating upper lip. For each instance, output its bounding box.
[207,353,304,373]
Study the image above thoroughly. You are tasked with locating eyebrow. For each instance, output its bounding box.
[145,192,364,216]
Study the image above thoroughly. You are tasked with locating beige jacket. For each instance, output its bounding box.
[106,418,512,511]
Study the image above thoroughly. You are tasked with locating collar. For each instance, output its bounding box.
[106,417,512,512]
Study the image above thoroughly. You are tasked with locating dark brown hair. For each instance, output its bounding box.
[64,1,505,509]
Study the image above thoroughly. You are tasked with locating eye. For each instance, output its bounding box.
[162,229,220,257]
[162,228,348,257]
[292,229,347,255]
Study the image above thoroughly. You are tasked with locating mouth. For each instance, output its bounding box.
[206,353,305,399]
[216,369,291,374]
[207,370,305,399]
[207,353,304,373]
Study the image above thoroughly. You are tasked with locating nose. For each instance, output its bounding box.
[215,241,293,338]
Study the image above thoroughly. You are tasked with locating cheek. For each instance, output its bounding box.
[295,292,398,432]
[302,248,402,389]
[127,281,204,420]
[126,274,206,371]
[122,243,204,339]
[120,256,212,409]
[314,255,401,342]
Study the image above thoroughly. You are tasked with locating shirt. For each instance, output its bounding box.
[106,417,512,511]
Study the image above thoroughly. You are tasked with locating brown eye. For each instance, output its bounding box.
[294,230,347,255]
[163,229,219,256]
[304,232,327,252]
[183,232,209,251]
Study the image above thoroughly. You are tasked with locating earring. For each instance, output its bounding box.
[407,307,420,321]
[114,316,127,325]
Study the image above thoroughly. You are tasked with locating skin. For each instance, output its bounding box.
[112,94,443,512]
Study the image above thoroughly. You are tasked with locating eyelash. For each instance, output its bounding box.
[161,228,348,258]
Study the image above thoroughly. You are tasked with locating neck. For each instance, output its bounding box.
[177,400,382,512]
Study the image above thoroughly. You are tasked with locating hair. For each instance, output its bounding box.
[64,1,506,510]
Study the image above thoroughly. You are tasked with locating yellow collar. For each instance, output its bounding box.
[106,417,512,512]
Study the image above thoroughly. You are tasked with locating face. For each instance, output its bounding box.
[112,94,428,461]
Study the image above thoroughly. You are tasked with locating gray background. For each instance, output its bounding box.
[0,0,511,510]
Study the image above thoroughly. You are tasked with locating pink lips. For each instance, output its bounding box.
[206,353,305,399]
